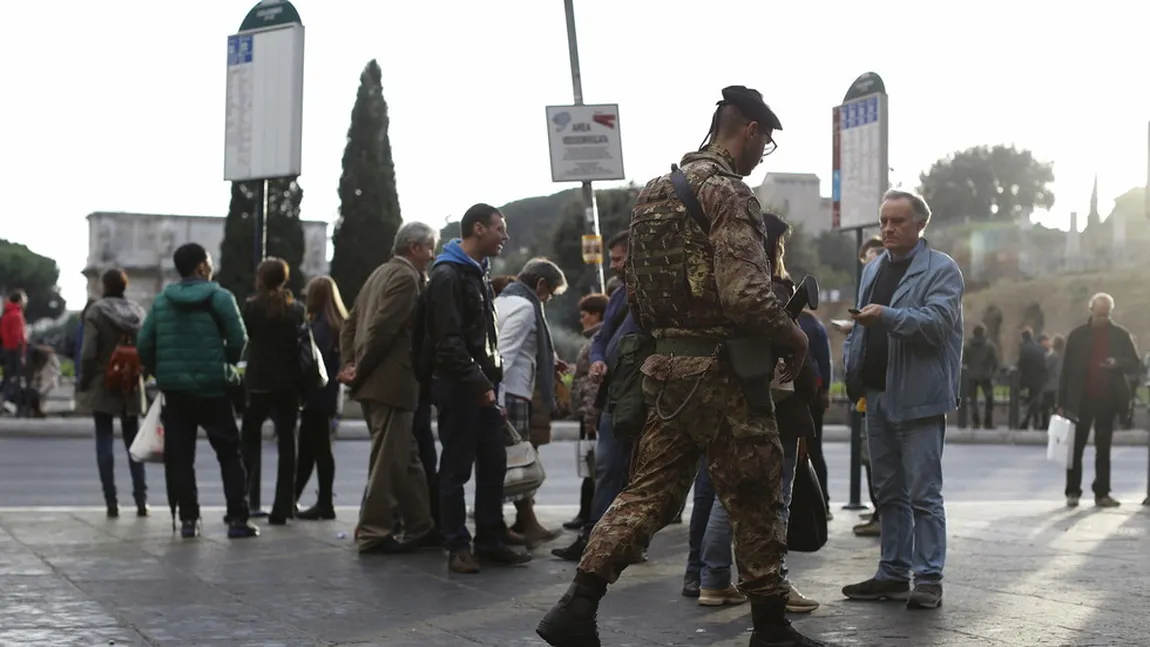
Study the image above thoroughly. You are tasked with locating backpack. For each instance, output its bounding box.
[105,334,142,392]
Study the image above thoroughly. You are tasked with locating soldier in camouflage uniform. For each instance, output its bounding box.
[536,86,828,647]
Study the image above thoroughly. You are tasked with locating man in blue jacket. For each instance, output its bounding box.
[551,231,640,562]
[841,190,964,611]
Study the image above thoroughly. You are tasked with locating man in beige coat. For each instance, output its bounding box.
[339,222,439,553]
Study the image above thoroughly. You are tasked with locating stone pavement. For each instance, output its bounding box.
[1,502,1148,646]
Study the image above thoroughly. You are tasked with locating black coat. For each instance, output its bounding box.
[422,260,502,398]
[241,293,306,394]
[1059,320,1140,417]
[303,313,341,416]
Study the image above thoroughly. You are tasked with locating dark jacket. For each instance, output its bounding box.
[798,311,830,390]
[241,292,306,394]
[1018,338,1047,388]
[962,335,999,382]
[137,279,247,397]
[304,312,341,415]
[1059,319,1140,417]
[78,297,148,416]
[423,239,502,398]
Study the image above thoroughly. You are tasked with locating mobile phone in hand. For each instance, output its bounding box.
[848,308,861,315]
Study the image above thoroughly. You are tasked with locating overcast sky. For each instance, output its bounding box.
[2,0,1146,306]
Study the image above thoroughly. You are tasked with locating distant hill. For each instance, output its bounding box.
[437,187,582,256]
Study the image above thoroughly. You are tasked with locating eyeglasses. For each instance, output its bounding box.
[763,137,777,157]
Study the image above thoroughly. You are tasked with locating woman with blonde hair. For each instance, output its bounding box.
[296,275,348,520]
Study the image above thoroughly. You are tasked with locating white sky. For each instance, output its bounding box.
[2,1,1147,307]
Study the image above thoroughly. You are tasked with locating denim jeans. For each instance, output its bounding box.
[700,438,797,589]
[684,457,714,577]
[583,411,634,534]
[94,413,147,507]
[866,390,947,584]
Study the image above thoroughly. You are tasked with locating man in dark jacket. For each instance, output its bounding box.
[1017,328,1047,429]
[422,203,530,573]
[137,243,257,539]
[962,324,999,428]
[1060,292,1140,508]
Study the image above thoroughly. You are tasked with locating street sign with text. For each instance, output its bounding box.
[832,73,888,231]
[223,0,305,182]
[545,104,625,183]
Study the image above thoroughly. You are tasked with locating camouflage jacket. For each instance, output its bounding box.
[625,145,792,364]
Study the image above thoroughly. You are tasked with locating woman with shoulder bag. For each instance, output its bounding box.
[240,258,307,525]
[295,276,348,520]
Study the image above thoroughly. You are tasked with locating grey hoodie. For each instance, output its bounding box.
[93,298,147,335]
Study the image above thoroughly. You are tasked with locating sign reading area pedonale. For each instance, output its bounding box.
[545,104,625,183]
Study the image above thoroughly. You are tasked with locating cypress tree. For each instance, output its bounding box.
[217,178,306,301]
[330,59,403,306]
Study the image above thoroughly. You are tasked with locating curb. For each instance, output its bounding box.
[0,418,1147,446]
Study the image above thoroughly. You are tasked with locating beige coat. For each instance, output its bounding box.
[339,256,423,411]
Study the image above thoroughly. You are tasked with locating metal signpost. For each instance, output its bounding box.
[1145,121,1149,507]
[223,0,305,516]
[831,71,889,511]
[224,0,306,273]
[548,0,625,293]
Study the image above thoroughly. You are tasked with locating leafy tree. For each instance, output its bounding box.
[217,178,306,301]
[918,145,1055,224]
[330,59,403,306]
[813,229,859,277]
[0,239,65,322]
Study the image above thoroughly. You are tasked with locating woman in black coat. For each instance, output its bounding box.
[295,276,348,520]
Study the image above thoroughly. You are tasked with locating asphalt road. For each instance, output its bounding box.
[2,436,1147,508]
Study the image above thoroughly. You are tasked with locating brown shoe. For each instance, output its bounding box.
[853,519,881,537]
[475,545,532,566]
[448,549,480,574]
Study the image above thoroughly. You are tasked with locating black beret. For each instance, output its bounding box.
[718,86,783,131]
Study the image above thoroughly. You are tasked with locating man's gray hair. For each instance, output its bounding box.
[1089,292,1115,310]
[883,189,933,226]
[517,257,568,296]
[392,221,438,256]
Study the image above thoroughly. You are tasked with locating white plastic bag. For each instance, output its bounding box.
[1046,414,1075,469]
[129,394,165,463]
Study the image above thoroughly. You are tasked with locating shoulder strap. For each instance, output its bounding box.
[669,164,711,235]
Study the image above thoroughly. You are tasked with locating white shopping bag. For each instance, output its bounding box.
[1046,414,1075,469]
[129,394,165,463]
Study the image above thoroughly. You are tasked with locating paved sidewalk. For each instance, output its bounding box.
[1,502,1148,646]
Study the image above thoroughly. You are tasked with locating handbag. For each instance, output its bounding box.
[298,322,329,395]
[787,439,828,553]
[129,394,165,464]
[503,419,546,502]
[1046,414,1075,469]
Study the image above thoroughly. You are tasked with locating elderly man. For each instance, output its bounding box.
[842,190,964,610]
[495,257,568,546]
[1060,292,1140,508]
[340,221,439,554]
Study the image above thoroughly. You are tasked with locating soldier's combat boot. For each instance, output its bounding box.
[749,596,829,647]
[536,571,606,647]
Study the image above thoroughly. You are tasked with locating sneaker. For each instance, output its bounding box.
[106,505,119,519]
[1067,495,1080,508]
[852,519,881,537]
[475,545,532,566]
[842,577,910,601]
[227,521,260,539]
[180,520,200,539]
[786,584,820,613]
[136,504,149,518]
[681,572,701,598]
[699,586,746,606]
[907,583,943,609]
[1095,496,1120,508]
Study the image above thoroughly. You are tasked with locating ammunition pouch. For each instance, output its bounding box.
[722,337,778,416]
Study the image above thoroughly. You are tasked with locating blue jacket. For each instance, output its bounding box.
[589,286,639,367]
[844,240,964,422]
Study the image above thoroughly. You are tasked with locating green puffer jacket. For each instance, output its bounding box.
[138,279,248,397]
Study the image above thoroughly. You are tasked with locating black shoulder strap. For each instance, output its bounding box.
[670,164,711,235]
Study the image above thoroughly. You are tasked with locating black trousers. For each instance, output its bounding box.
[240,391,299,516]
[966,379,995,428]
[296,408,335,506]
[1066,399,1117,499]
[808,404,829,504]
[161,391,249,522]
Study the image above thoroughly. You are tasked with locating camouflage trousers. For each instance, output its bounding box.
[577,363,788,599]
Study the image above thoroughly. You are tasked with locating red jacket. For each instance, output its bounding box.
[1,301,27,351]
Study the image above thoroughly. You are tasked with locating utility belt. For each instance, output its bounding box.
[653,335,776,415]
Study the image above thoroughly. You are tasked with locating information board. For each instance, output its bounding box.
[545,104,625,183]
[832,89,888,230]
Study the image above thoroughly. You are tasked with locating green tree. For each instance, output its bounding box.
[217,178,306,301]
[0,239,65,322]
[330,59,403,306]
[813,229,859,277]
[918,145,1055,224]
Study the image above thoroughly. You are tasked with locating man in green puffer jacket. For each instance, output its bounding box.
[137,243,259,539]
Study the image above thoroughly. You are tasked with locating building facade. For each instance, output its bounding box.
[82,211,328,308]
[754,172,833,235]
